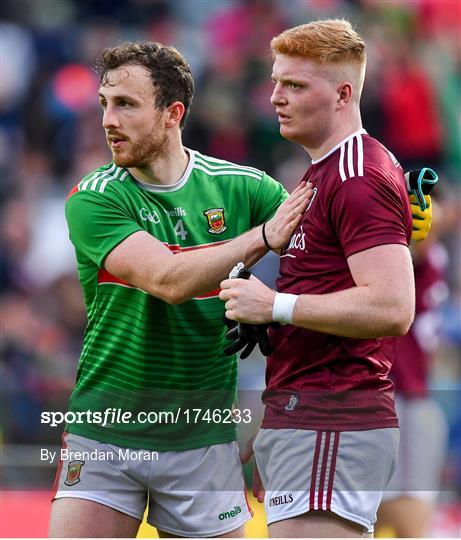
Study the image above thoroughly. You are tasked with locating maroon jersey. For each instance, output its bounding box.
[392,244,448,397]
[263,129,412,431]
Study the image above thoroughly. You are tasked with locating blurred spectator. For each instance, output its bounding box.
[380,35,443,169]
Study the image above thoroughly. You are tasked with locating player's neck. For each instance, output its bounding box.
[304,115,363,162]
[129,140,189,186]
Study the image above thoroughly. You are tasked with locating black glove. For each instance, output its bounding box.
[223,316,272,359]
[223,265,273,359]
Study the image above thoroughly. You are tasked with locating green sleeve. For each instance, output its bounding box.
[65,190,143,268]
[250,172,288,226]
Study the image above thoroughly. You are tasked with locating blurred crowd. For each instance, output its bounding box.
[1,0,460,500]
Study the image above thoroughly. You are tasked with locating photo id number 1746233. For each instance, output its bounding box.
[182,408,251,424]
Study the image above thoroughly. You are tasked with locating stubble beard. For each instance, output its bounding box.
[111,127,169,168]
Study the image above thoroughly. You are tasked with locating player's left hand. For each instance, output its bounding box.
[264,181,313,251]
[219,274,275,324]
[410,193,432,243]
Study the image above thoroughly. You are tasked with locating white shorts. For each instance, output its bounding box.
[382,395,448,503]
[254,427,399,534]
[53,433,252,537]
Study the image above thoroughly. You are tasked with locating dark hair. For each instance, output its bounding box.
[94,41,194,128]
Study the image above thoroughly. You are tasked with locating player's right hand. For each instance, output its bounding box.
[223,264,273,358]
[264,181,313,251]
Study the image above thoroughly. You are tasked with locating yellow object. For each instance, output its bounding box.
[245,496,269,538]
[375,525,397,538]
[137,494,268,538]
[410,194,432,243]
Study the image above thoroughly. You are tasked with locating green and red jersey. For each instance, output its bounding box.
[65,149,287,451]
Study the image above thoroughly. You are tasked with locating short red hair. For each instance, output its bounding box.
[271,19,366,66]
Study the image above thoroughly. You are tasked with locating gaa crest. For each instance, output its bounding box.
[204,208,226,234]
[64,460,85,486]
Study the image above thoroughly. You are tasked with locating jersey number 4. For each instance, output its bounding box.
[174,219,188,240]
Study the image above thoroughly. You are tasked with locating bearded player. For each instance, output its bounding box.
[49,41,311,538]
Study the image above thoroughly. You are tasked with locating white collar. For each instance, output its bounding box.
[132,148,195,193]
[311,128,367,165]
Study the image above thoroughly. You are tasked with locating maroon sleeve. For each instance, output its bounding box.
[330,171,410,258]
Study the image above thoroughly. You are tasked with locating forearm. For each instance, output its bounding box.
[106,181,311,304]
[291,285,413,338]
[163,226,267,303]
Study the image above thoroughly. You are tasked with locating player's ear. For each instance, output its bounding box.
[165,101,185,128]
[337,82,353,108]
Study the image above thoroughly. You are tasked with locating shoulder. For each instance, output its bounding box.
[192,150,266,182]
[66,163,130,200]
[336,133,403,185]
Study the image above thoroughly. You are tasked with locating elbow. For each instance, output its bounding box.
[155,286,185,305]
[163,291,188,305]
[157,280,190,304]
[113,266,189,304]
[389,319,412,337]
[387,307,414,337]
[150,268,188,304]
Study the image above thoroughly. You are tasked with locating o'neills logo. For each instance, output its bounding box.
[204,208,226,234]
[218,505,241,520]
[64,459,85,486]
[269,494,294,507]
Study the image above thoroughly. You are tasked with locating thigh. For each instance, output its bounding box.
[268,511,366,538]
[52,433,148,524]
[148,442,252,538]
[49,498,141,537]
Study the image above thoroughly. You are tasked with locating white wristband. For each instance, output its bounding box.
[272,293,298,325]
